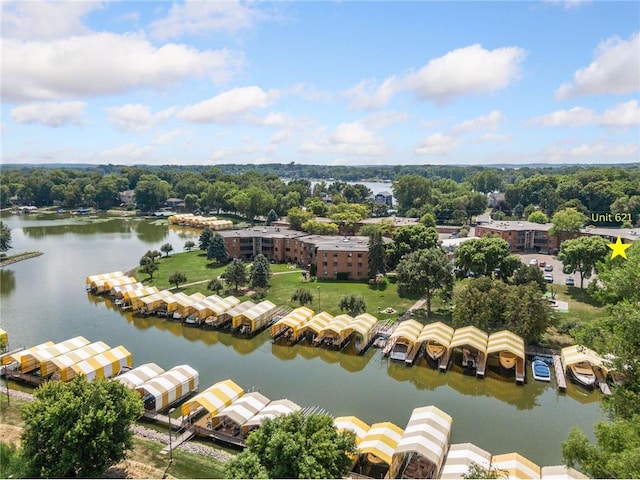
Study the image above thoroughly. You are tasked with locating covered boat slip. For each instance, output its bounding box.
[85,271,124,291]
[168,214,233,230]
[440,443,492,479]
[138,289,174,314]
[385,319,423,362]
[243,399,302,435]
[297,311,334,343]
[23,336,91,374]
[189,295,224,321]
[112,282,144,299]
[395,406,453,479]
[2,341,55,372]
[136,365,199,412]
[100,275,138,295]
[271,306,315,342]
[448,326,489,376]
[415,322,454,368]
[561,345,608,380]
[121,286,159,310]
[231,300,278,335]
[115,362,165,389]
[203,296,243,328]
[354,421,405,479]
[169,292,204,320]
[486,330,526,384]
[209,391,271,435]
[333,415,370,445]
[70,345,132,382]
[491,452,541,479]
[317,314,354,349]
[48,341,112,381]
[181,379,244,418]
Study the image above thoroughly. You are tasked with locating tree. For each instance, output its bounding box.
[287,207,314,231]
[226,451,269,479]
[339,294,367,316]
[144,249,162,263]
[133,174,170,212]
[207,233,228,263]
[558,236,609,289]
[20,376,142,478]
[226,258,248,292]
[453,236,512,278]
[368,230,387,278]
[512,264,546,293]
[227,412,356,479]
[301,219,340,235]
[140,261,158,280]
[0,441,27,479]
[502,283,553,342]
[184,193,199,212]
[265,209,279,226]
[0,221,11,253]
[168,271,187,289]
[453,278,510,332]
[160,242,173,257]
[592,242,640,305]
[527,210,549,224]
[184,240,195,251]
[250,254,271,289]
[291,288,314,306]
[199,227,213,251]
[387,224,441,269]
[550,207,585,244]
[396,247,453,315]
[462,462,508,479]
[207,277,224,294]
[420,212,437,228]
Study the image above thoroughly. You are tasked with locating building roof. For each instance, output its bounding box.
[478,221,553,232]
[580,226,640,242]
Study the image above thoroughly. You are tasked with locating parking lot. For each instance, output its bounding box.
[517,253,588,287]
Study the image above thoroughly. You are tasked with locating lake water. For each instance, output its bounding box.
[0,213,605,466]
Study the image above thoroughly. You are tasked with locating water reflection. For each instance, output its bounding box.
[22,217,135,238]
[0,269,16,297]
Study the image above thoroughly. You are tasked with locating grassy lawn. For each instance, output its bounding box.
[133,250,227,290]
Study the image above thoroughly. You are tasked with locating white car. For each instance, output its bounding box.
[529,259,538,266]
[544,273,554,283]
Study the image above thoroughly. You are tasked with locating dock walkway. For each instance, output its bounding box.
[439,349,451,372]
[552,355,567,391]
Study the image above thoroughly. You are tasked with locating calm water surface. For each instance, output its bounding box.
[0,213,605,466]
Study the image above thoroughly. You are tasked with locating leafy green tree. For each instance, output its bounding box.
[291,288,314,306]
[230,412,356,479]
[250,254,271,289]
[301,219,340,235]
[591,242,640,305]
[550,207,585,244]
[20,377,143,478]
[420,212,437,228]
[287,207,314,231]
[184,193,199,212]
[134,174,170,212]
[0,221,11,253]
[168,271,187,289]
[0,441,27,479]
[396,247,453,315]
[453,278,511,332]
[392,175,434,213]
[470,169,504,194]
[184,240,195,251]
[200,181,239,214]
[502,283,552,342]
[387,224,441,269]
[562,415,640,479]
[339,294,367,316]
[199,227,213,251]
[304,197,328,216]
[226,258,248,292]
[265,209,279,226]
[225,451,269,479]
[368,230,387,278]
[527,211,549,224]
[207,233,228,263]
[144,249,162,264]
[207,277,224,295]
[512,264,546,293]
[160,242,173,257]
[558,236,609,289]
[232,186,275,224]
[453,236,512,278]
[140,261,158,280]
[462,462,508,479]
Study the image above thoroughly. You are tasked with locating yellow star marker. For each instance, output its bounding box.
[608,236,631,260]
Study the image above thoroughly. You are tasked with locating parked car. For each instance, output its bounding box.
[529,259,538,266]
[565,276,575,286]
[539,261,547,267]
[544,265,553,272]
[562,265,573,274]
[544,273,554,283]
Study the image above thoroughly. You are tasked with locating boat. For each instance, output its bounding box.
[184,316,200,327]
[425,340,446,362]
[499,351,517,370]
[390,342,409,362]
[462,348,478,371]
[532,360,551,382]
[568,361,596,389]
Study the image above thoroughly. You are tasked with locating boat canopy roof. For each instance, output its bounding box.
[271,307,314,337]
[347,313,378,341]
[104,276,138,290]
[214,391,271,427]
[225,300,255,318]
[137,365,199,410]
[561,345,606,370]
[47,341,111,375]
[416,322,454,347]
[244,399,302,428]
[394,406,453,472]
[358,421,404,466]
[115,363,165,389]
[449,326,488,352]
[31,336,91,363]
[181,379,244,417]
[321,314,354,335]
[123,286,159,301]
[300,311,334,335]
[70,345,132,381]
[243,300,277,321]
[540,465,588,479]
[86,271,124,286]
[113,282,144,296]
[491,453,541,480]
[486,330,525,359]
[440,443,492,480]
[2,341,54,366]
[334,415,370,445]
[389,319,424,345]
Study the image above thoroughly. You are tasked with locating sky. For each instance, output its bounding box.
[1,1,639,167]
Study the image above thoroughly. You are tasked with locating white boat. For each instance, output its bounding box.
[499,351,517,370]
[425,340,446,361]
[390,342,409,362]
[532,360,551,382]
[569,361,596,389]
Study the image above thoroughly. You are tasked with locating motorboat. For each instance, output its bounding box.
[499,351,517,370]
[462,348,478,370]
[425,340,446,362]
[568,361,596,389]
[532,360,551,382]
[390,342,409,362]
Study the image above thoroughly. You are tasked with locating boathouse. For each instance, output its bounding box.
[100,275,138,295]
[209,391,271,436]
[386,319,423,362]
[334,415,370,446]
[190,295,224,322]
[354,421,404,479]
[136,364,199,412]
[115,363,166,389]
[231,300,277,335]
[541,465,588,479]
[271,306,315,342]
[48,341,111,381]
[69,345,132,381]
[243,399,302,435]
[182,379,244,419]
[86,271,124,292]
[491,452,541,479]
[440,443,492,479]
[317,314,354,349]
[415,322,454,368]
[448,326,488,375]
[347,313,378,352]
[486,330,526,383]
[212,300,255,329]
[26,336,91,374]
[112,282,144,299]
[297,311,334,343]
[2,341,54,372]
[121,286,159,310]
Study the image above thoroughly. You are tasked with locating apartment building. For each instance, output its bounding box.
[474,221,559,252]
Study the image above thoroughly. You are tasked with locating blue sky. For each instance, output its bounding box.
[1,1,638,166]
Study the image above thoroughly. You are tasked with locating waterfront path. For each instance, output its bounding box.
[0,252,43,268]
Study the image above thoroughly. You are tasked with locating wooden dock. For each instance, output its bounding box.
[594,368,611,395]
[439,349,451,372]
[515,357,525,385]
[476,353,487,379]
[405,344,421,366]
[552,355,567,391]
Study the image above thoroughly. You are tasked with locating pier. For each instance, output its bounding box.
[552,355,567,391]
[439,349,451,372]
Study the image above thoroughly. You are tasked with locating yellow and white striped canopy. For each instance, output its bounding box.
[233,300,277,330]
[541,465,588,479]
[103,275,138,292]
[358,421,404,466]
[2,341,54,369]
[300,311,334,336]
[394,405,453,472]
[334,415,370,445]
[561,345,605,370]
[70,345,132,382]
[347,313,378,345]
[86,271,124,287]
[321,314,354,336]
[181,379,244,417]
[138,290,174,309]
[449,326,489,353]
[486,330,525,359]
[390,319,424,346]
[115,362,165,389]
[416,322,454,348]
[244,399,302,429]
[47,341,111,380]
[208,296,242,317]
[214,391,271,427]
[123,286,159,304]
[271,306,315,337]
[112,282,144,298]
[191,297,222,319]
[491,453,541,479]
[224,301,256,320]
[31,336,91,374]
[441,443,492,479]
[137,364,199,411]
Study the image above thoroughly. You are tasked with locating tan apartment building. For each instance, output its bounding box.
[474,221,560,252]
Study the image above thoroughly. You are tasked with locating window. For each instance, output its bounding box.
[323,262,328,266]
[357,262,363,267]
[323,252,327,258]
[357,253,363,258]
[333,262,338,267]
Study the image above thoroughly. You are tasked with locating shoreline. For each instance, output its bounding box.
[0,252,43,268]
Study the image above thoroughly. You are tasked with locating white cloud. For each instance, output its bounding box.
[530,100,640,128]
[106,104,176,131]
[300,122,387,156]
[177,86,278,123]
[545,141,639,162]
[555,32,640,100]
[101,143,156,160]
[152,129,184,146]
[415,133,460,155]
[346,44,526,108]
[1,1,99,40]
[477,133,512,143]
[1,33,243,102]
[451,110,505,133]
[149,0,258,40]
[11,101,87,127]
[271,130,291,144]
[600,99,640,127]
[361,111,409,130]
